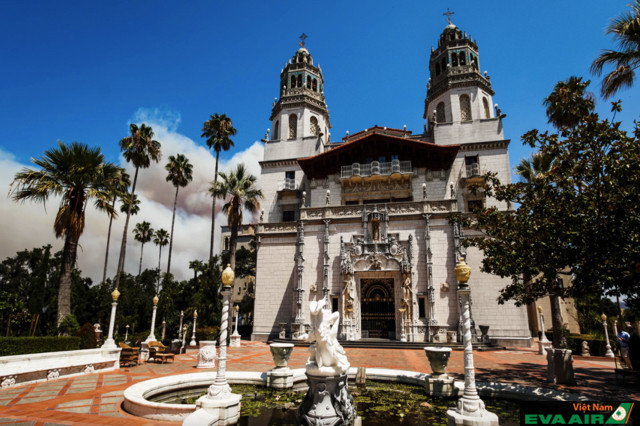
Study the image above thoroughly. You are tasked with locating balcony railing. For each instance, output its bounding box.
[277,178,298,191]
[341,160,412,179]
[465,163,480,177]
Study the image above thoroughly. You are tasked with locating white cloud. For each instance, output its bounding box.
[0,108,264,284]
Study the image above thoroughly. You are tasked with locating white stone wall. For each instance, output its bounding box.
[259,163,302,223]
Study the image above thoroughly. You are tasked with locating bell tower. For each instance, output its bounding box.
[424,18,502,145]
[264,35,331,162]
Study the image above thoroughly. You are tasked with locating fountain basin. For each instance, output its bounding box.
[123,367,587,422]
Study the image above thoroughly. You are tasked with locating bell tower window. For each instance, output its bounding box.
[435,63,441,76]
[436,102,446,123]
[451,52,458,67]
[291,75,296,88]
[483,98,490,119]
[297,74,302,87]
[288,114,297,139]
[307,76,311,88]
[310,116,320,136]
[312,79,317,91]
[460,94,472,122]
[459,52,466,66]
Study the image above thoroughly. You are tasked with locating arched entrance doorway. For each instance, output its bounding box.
[360,278,395,339]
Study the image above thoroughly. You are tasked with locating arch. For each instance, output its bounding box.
[459,51,466,66]
[483,97,490,119]
[288,114,297,139]
[471,55,478,70]
[291,75,296,88]
[273,120,279,140]
[297,74,302,87]
[307,75,311,89]
[460,94,472,121]
[310,116,320,136]
[451,52,458,67]
[436,102,446,123]
[312,78,317,91]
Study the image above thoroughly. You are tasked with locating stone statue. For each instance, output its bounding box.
[342,275,355,319]
[581,341,590,357]
[300,299,350,375]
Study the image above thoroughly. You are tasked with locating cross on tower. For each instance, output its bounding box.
[443,8,455,25]
[299,33,308,48]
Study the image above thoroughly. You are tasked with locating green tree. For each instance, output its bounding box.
[202,113,236,260]
[461,79,640,347]
[165,154,194,274]
[591,0,640,98]
[133,221,154,275]
[114,123,161,291]
[10,142,118,324]
[102,169,130,284]
[542,76,595,130]
[211,164,263,270]
[153,228,169,291]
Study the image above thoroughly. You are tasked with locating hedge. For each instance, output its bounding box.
[544,331,609,356]
[0,336,81,357]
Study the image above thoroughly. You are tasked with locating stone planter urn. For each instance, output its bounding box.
[424,346,452,379]
[196,340,217,369]
[270,342,294,369]
[479,325,490,343]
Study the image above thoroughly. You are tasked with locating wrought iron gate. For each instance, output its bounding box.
[360,278,395,339]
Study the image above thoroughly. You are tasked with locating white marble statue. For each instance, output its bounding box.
[300,299,350,376]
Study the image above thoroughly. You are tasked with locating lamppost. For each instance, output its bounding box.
[145,295,159,343]
[398,307,407,342]
[190,309,198,346]
[102,288,120,349]
[602,314,615,358]
[233,305,240,335]
[184,264,241,426]
[230,304,241,347]
[537,305,552,355]
[181,325,188,353]
[179,310,184,339]
[447,258,498,425]
[161,319,166,341]
[125,324,129,343]
[538,306,549,343]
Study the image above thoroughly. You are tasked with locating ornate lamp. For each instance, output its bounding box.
[602,313,615,357]
[190,309,198,346]
[145,294,159,343]
[102,288,121,348]
[538,305,549,344]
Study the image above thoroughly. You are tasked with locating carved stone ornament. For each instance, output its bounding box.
[441,282,450,292]
[84,364,95,375]
[1,376,16,389]
[47,369,61,380]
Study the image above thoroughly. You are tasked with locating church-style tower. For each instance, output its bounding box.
[264,43,331,162]
[260,40,331,224]
[424,21,502,145]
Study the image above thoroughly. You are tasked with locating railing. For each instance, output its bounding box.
[277,178,298,191]
[465,163,480,177]
[341,160,412,179]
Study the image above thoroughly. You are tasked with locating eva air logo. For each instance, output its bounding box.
[606,403,633,424]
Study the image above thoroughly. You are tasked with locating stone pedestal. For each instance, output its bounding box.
[538,340,553,355]
[229,333,241,347]
[424,346,455,397]
[267,343,295,389]
[139,342,149,363]
[184,388,242,426]
[546,348,576,385]
[298,372,356,426]
[197,340,217,368]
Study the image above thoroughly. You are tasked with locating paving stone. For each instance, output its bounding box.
[99,396,121,404]
[56,399,93,408]
[56,406,92,414]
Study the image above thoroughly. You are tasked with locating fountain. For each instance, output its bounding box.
[297,299,356,425]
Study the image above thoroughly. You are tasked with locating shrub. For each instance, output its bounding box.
[76,323,97,349]
[58,314,80,335]
[0,336,81,356]
[195,326,219,343]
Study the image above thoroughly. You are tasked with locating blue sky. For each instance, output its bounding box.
[0,0,638,282]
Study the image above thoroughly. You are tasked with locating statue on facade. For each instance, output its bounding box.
[342,275,355,319]
[299,299,350,375]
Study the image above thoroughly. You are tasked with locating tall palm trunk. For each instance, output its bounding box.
[102,196,117,283]
[114,167,139,290]
[167,186,179,274]
[209,151,220,260]
[138,241,145,275]
[157,246,163,293]
[58,233,78,325]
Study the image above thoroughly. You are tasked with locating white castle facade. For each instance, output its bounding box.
[251,22,531,347]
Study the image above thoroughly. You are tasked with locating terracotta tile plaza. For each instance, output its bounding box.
[0,341,635,425]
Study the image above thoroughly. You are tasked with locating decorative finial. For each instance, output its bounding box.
[299,33,308,48]
[443,8,455,25]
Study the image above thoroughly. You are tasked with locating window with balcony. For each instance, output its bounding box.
[465,156,479,177]
[283,171,295,190]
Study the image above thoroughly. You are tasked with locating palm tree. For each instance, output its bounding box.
[102,168,130,284]
[114,123,161,290]
[515,152,553,183]
[119,192,140,216]
[133,221,154,275]
[10,141,119,323]
[591,0,640,98]
[202,113,236,260]
[165,154,194,274]
[189,259,205,281]
[153,228,170,291]
[542,76,595,130]
[211,163,263,270]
